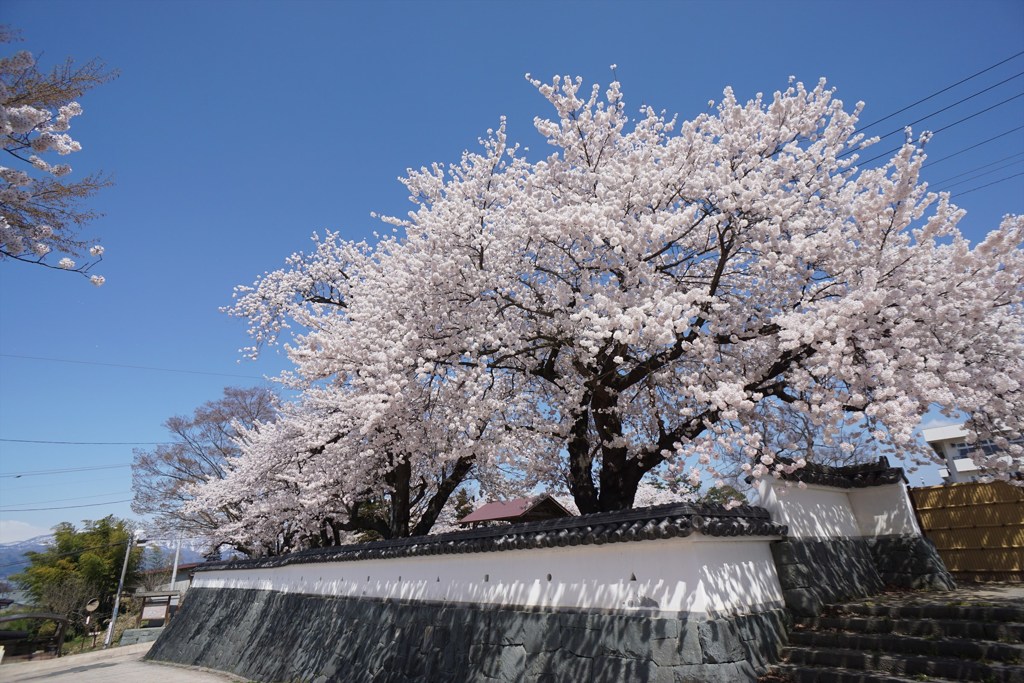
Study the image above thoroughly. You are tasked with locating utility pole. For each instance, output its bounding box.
[103,529,145,648]
[169,534,182,587]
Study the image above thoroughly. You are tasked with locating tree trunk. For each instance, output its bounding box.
[386,456,412,538]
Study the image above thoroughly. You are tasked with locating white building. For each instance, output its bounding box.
[922,423,1022,484]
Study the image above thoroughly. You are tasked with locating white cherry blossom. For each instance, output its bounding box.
[213,72,1022,542]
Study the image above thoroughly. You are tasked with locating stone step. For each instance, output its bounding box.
[769,663,960,683]
[796,614,1024,641]
[783,646,1024,682]
[832,602,1024,623]
[788,629,1024,662]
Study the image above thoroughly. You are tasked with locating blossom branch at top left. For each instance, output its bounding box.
[0,26,116,284]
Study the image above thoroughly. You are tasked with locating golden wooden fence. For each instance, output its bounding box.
[910,481,1024,582]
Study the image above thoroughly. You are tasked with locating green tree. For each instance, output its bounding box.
[699,484,744,507]
[12,516,142,619]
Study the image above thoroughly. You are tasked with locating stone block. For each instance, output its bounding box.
[657,661,752,683]
[592,656,659,683]
[522,619,562,654]
[649,621,703,666]
[775,561,814,588]
[524,650,594,680]
[697,618,745,664]
[496,645,528,682]
[782,587,824,617]
[648,617,680,640]
[770,540,801,565]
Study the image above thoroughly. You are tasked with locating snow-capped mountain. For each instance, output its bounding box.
[0,535,52,580]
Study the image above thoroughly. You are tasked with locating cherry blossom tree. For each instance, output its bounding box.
[0,27,114,282]
[131,386,278,541]
[363,74,1022,513]
[203,236,541,554]
[222,72,1022,529]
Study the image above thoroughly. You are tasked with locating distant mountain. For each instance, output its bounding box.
[0,534,207,580]
[0,535,52,580]
[142,538,210,566]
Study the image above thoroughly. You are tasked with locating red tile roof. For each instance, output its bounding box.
[458,495,571,525]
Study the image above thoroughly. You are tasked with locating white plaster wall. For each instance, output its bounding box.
[757,477,921,539]
[756,479,860,538]
[191,535,784,618]
[848,484,921,537]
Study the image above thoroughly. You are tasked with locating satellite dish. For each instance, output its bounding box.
[86,598,100,613]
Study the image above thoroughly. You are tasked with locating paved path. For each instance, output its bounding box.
[0,642,243,682]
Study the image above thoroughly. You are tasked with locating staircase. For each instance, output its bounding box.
[769,595,1024,682]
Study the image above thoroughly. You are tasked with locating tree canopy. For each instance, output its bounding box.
[12,516,141,618]
[131,385,278,546]
[193,73,1023,554]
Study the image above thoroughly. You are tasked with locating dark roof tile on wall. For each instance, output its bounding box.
[774,456,907,488]
[196,502,789,573]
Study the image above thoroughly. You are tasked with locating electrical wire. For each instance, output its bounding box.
[0,463,130,479]
[938,159,1024,190]
[0,475,136,492]
[0,490,130,509]
[931,152,1024,185]
[0,438,171,445]
[857,92,1024,167]
[0,499,133,512]
[953,171,1024,198]
[922,124,1024,168]
[842,71,1024,156]
[0,353,265,380]
[858,50,1024,131]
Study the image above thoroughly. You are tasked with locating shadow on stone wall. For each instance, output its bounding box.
[868,535,956,591]
[772,534,956,617]
[147,588,789,683]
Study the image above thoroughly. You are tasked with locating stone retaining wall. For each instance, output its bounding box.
[770,537,884,616]
[148,587,789,683]
[147,467,955,680]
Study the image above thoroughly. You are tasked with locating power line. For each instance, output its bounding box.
[857,92,1024,167]
[927,92,1024,135]
[0,463,130,479]
[0,353,265,380]
[0,475,136,491]
[859,50,1024,131]
[931,152,1024,185]
[1,438,171,445]
[938,158,1024,190]
[922,124,1024,168]
[953,171,1024,198]
[0,498,132,512]
[0,490,130,508]
[846,71,1024,154]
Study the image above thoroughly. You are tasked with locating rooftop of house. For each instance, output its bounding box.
[458,495,572,525]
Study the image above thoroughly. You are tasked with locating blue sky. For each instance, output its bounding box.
[1,0,1022,543]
